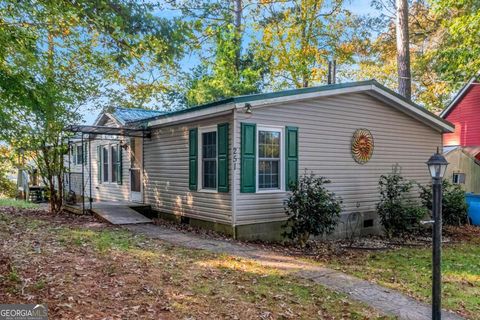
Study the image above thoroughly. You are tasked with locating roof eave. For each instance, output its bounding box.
[140,80,453,133]
[440,74,479,118]
[368,85,454,133]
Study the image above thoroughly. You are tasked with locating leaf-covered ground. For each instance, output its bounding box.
[0,207,390,320]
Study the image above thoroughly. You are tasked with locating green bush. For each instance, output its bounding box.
[283,172,342,246]
[376,167,427,238]
[418,180,468,226]
[0,176,16,199]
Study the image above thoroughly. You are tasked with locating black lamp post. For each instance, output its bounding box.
[426,148,448,320]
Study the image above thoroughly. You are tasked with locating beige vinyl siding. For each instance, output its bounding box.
[234,92,442,225]
[144,114,233,224]
[445,149,480,194]
[66,115,131,202]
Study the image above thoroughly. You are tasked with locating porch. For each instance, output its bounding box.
[64,201,152,225]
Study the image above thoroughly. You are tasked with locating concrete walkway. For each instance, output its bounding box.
[93,204,151,225]
[125,224,464,320]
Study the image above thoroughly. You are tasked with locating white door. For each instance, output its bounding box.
[130,137,143,203]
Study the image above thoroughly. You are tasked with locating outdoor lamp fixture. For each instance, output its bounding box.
[426,147,448,320]
[427,148,448,179]
[244,103,252,114]
[120,139,129,150]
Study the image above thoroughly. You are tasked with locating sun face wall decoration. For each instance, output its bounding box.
[351,129,374,164]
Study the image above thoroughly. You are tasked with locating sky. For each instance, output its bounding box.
[81,0,378,125]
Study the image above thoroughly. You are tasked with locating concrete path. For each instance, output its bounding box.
[126,224,464,320]
[93,204,151,225]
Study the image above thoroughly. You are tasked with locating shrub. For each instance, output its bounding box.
[418,180,468,226]
[283,172,342,246]
[376,166,427,238]
[0,175,16,199]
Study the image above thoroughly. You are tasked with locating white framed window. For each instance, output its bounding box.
[453,173,465,184]
[102,146,109,182]
[76,145,83,165]
[71,144,83,165]
[257,126,284,192]
[98,143,121,184]
[111,145,119,183]
[198,126,217,191]
[72,146,77,164]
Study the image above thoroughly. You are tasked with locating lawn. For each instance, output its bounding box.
[0,198,39,208]
[326,228,480,319]
[0,208,391,319]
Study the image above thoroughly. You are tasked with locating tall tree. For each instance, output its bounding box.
[429,0,480,82]
[185,24,265,106]
[355,0,480,111]
[253,0,365,90]
[396,0,412,99]
[0,0,189,212]
[173,0,265,106]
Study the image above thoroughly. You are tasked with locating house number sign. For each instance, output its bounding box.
[233,147,239,170]
[351,128,374,164]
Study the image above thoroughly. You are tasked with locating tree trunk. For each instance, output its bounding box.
[233,0,242,71]
[396,0,411,99]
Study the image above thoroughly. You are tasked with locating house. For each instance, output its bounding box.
[440,73,480,193]
[67,80,453,240]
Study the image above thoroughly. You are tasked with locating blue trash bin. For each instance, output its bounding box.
[465,193,480,226]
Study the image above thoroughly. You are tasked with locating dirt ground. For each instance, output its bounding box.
[0,207,390,320]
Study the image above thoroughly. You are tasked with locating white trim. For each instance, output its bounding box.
[148,105,234,127]
[198,125,218,193]
[235,85,372,109]
[146,83,453,133]
[93,112,123,127]
[256,125,285,193]
[99,143,120,185]
[369,86,454,132]
[110,144,120,184]
[129,137,143,203]
[440,78,479,118]
[232,110,238,230]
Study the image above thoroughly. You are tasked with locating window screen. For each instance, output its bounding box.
[102,147,109,182]
[202,131,217,189]
[453,173,465,184]
[258,130,281,189]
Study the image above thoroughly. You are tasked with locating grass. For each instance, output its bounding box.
[59,228,138,252]
[0,198,38,209]
[0,210,391,319]
[328,240,480,318]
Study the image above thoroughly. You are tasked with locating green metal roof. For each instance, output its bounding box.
[111,107,165,124]
[129,79,453,129]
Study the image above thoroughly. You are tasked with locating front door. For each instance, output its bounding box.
[130,137,143,203]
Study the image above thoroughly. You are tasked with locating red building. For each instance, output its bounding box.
[441,74,480,194]
[441,75,480,148]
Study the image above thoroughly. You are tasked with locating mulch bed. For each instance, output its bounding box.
[153,216,479,264]
[4,206,479,265]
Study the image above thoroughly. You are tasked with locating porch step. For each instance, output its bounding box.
[93,205,152,225]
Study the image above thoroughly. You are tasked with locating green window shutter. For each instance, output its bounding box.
[217,123,229,192]
[97,145,102,183]
[189,128,198,191]
[241,123,256,193]
[117,145,123,185]
[285,126,299,190]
